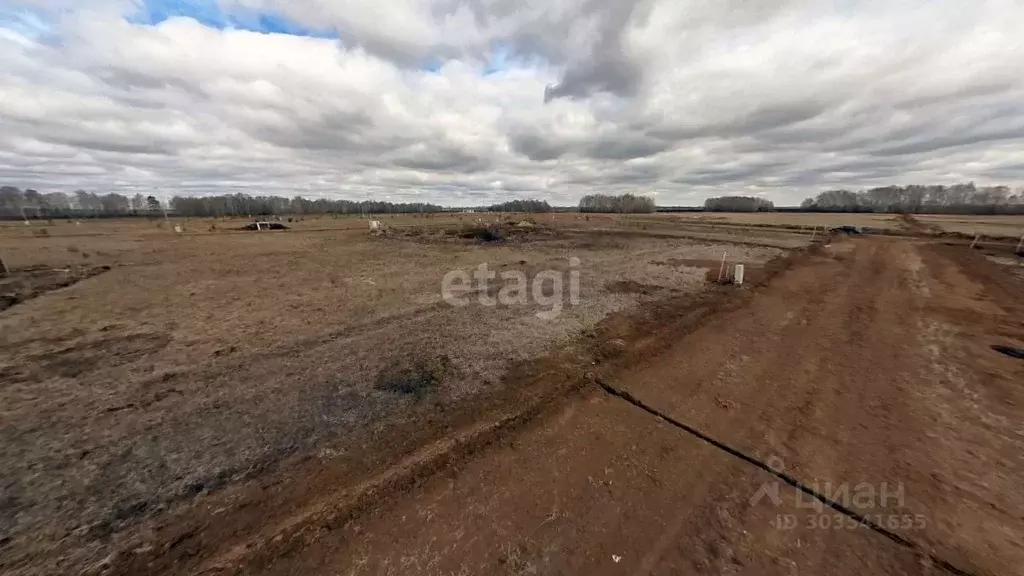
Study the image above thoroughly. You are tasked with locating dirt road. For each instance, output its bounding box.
[203,236,1020,576]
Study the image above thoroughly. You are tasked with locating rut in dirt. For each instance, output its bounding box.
[594,376,976,576]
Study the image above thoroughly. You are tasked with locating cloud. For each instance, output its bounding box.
[1,0,1023,206]
[542,0,651,101]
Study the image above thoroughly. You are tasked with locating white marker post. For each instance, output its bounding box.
[733,264,745,286]
[0,254,9,277]
[810,225,817,243]
[1016,234,1023,254]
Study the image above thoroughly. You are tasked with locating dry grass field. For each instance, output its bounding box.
[913,213,1024,237]
[0,213,799,575]
[662,211,1024,239]
[662,211,904,230]
[2,212,1022,576]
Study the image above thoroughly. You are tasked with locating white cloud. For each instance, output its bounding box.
[1,0,1023,205]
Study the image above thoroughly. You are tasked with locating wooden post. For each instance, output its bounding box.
[717,251,728,283]
[1016,235,1023,254]
[810,225,817,243]
[970,234,980,250]
[0,254,8,277]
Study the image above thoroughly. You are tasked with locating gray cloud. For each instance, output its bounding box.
[390,145,493,172]
[1,0,1023,207]
[585,134,670,160]
[508,132,571,162]
[543,0,650,102]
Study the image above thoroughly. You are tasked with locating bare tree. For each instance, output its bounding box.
[800,183,1023,214]
[704,196,774,212]
[579,193,656,213]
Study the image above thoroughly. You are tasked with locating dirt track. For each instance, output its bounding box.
[221,237,1024,576]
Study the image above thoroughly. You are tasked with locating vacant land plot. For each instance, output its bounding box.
[262,237,1023,576]
[4,213,1021,576]
[914,213,1024,237]
[0,214,797,575]
[664,211,1024,239]
[662,211,903,231]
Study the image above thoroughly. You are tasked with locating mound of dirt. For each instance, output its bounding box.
[387,221,556,245]
[453,221,557,244]
[459,227,504,242]
[0,265,111,312]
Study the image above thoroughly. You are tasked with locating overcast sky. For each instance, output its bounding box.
[2,0,1023,206]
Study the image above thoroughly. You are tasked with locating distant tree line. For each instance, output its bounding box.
[487,199,552,212]
[704,196,775,212]
[0,186,447,219]
[578,193,656,213]
[169,194,444,217]
[0,186,163,219]
[800,183,1024,214]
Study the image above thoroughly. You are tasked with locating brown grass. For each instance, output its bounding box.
[914,214,1024,237]
[0,213,794,575]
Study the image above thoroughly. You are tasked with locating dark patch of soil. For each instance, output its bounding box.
[386,222,557,245]
[991,345,1024,360]
[459,227,503,242]
[374,354,458,397]
[451,222,556,244]
[0,265,110,313]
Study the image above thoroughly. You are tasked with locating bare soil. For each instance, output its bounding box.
[0,215,783,576]
[2,216,1022,576]
[234,237,1023,576]
[0,264,110,312]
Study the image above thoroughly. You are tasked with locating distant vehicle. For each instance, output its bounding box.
[243,222,288,231]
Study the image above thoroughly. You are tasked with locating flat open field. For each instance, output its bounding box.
[1,213,1022,576]
[913,214,1024,237]
[663,211,905,230]
[664,211,1024,239]
[0,214,794,575]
